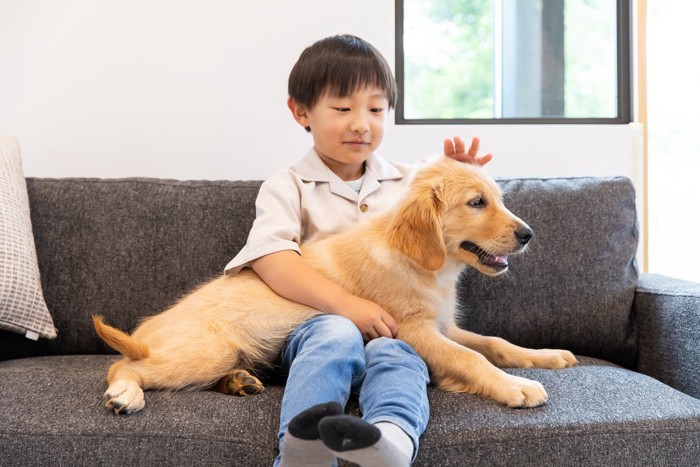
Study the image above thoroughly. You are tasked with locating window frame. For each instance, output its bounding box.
[394,0,632,124]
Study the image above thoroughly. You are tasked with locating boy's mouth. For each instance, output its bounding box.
[343,141,370,151]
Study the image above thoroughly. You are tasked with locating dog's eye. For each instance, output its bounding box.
[468,197,486,208]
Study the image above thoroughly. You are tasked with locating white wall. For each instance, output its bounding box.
[0,0,642,183]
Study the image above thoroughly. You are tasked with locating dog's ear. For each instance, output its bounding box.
[387,183,446,271]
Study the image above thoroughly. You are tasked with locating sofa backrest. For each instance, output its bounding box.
[1,178,260,360]
[458,176,639,367]
[1,175,638,367]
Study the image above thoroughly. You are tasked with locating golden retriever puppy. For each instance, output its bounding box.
[94,157,577,414]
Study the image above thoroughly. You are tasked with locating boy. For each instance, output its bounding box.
[225,34,491,466]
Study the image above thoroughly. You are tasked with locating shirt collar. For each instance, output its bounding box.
[293,147,404,183]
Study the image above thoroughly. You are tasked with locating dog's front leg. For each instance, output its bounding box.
[444,325,578,369]
[398,320,548,408]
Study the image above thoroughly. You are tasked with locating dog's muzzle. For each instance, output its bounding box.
[460,226,533,270]
[460,242,509,269]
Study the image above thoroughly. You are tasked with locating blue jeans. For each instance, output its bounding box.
[274,314,430,465]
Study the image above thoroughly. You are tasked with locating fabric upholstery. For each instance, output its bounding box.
[458,176,639,367]
[635,273,700,398]
[1,355,698,466]
[1,172,698,466]
[0,137,56,340]
[419,356,700,466]
[2,176,638,364]
[0,178,260,360]
[0,355,280,466]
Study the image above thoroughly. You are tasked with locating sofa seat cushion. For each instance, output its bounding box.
[420,356,700,466]
[1,355,282,465]
[2,355,699,466]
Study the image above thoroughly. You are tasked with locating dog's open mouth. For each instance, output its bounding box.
[460,241,509,269]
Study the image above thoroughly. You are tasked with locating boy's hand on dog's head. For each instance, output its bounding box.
[444,136,493,166]
[336,294,398,341]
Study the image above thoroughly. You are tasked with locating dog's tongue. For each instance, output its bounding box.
[486,254,508,266]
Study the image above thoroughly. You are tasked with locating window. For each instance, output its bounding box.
[646,1,700,282]
[395,0,631,123]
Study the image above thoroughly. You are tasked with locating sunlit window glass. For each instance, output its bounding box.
[398,0,628,122]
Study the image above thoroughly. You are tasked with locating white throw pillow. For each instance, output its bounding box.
[0,136,56,340]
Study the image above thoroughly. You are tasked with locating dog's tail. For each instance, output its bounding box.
[92,315,149,360]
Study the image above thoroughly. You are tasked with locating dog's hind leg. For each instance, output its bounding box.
[215,369,265,396]
[103,360,146,414]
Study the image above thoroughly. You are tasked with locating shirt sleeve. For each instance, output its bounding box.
[224,170,303,275]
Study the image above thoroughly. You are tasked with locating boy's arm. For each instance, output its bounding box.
[251,250,398,341]
[444,136,493,166]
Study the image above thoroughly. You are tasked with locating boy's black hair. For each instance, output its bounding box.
[288,34,397,111]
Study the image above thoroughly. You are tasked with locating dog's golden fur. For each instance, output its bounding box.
[94,157,577,414]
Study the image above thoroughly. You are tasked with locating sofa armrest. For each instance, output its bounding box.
[635,273,700,398]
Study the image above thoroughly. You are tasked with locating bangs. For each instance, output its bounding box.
[322,53,395,104]
[288,35,397,110]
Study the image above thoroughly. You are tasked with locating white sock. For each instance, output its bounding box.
[318,415,412,467]
[278,402,342,467]
[278,435,335,467]
[375,422,415,461]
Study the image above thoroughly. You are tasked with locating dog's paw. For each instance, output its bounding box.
[495,374,548,408]
[525,349,578,369]
[104,380,145,415]
[217,370,264,397]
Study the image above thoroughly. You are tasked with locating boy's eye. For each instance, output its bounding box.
[371,108,385,114]
[334,107,350,112]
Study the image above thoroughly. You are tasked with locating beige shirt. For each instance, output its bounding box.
[224,148,414,275]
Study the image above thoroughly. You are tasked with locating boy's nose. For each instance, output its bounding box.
[350,113,370,133]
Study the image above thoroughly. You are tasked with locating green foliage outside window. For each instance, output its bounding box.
[403,0,495,119]
[401,0,623,121]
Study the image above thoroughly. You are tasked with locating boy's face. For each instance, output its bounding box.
[288,86,388,181]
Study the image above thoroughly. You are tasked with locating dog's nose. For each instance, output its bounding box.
[515,226,533,245]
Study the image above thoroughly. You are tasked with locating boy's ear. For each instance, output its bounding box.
[287,98,310,131]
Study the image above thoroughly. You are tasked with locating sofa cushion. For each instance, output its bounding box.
[2,175,638,365]
[0,178,261,360]
[2,355,698,466]
[419,356,700,465]
[0,355,281,465]
[458,177,639,367]
[0,137,56,340]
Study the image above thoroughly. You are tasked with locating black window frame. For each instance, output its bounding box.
[394,0,632,124]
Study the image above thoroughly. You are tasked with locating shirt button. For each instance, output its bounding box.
[359,203,369,213]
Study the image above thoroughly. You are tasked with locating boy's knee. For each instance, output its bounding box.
[366,338,429,377]
[282,315,366,375]
[304,314,364,350]
[315,314,362,336]
[366,337,416,355]
[367,337,425,362]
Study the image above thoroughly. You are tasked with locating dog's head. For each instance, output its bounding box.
[387,157,532,276]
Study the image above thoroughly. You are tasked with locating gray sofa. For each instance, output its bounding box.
[2,174,699,466]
